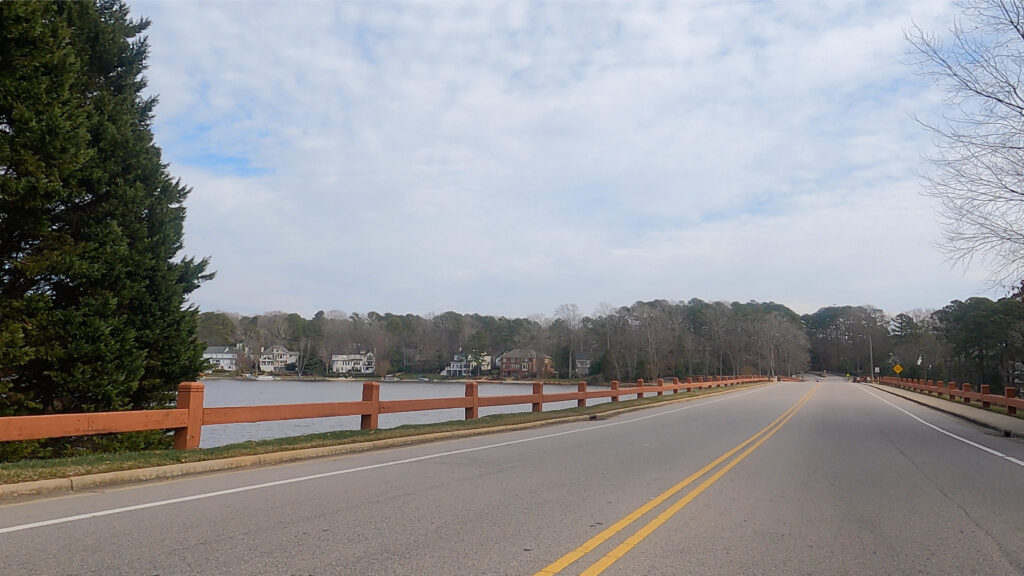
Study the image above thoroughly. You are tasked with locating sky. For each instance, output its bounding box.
[128,0,996,320]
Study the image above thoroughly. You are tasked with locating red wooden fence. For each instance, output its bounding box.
[877,377,1021,416]
[0,376,765,450]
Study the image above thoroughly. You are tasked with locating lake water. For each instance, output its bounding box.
[199,379,614,448]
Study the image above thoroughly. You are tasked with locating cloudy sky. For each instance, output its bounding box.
[129,0,994,319]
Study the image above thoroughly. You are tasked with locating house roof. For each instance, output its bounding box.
[331,352,373,361]
[502,349,549,360]
[203,346,236,355]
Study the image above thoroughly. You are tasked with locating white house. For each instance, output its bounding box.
[574,353,592,378]
[441,351,492,377]
[476,354,493,373]
[331,352,376,374]
[441,353,469,377]
[259,345,300,373]
[203,346,238,371]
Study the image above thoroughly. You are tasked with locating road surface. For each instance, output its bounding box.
[2,378,1022,575]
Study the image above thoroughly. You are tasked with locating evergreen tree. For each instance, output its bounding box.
[196,312,239,347]
[0,1,211,456]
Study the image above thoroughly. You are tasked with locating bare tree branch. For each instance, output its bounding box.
[909,0,1024,290]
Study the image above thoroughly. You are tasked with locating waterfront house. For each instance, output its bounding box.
[476,353,493,374]
[203,346,238,372]
[499,349,554,379]
[575,352,592,378]
[259,345,300,373]
[441,351,493,377]
[441,353,468,377]
[331,352,376,374]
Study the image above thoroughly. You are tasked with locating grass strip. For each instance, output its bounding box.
[1,384,761,484]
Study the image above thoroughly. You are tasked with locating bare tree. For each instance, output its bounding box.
[907,0,1024,287]
[700,302,731,376]
[592,303,624,381]
[259,313,290,346]
[632,301,673,379]
[554,303,582,378]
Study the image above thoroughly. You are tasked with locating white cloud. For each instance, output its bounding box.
[130,0,993,319]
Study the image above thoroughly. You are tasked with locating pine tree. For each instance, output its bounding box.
[0,1,211,457]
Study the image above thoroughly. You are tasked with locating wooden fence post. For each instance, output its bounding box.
[657,378,665,396]
[980,385,991,408]
[962,383,973,404]
[578,381,587,408]
[672,377,680,394]
[532,382,544,413]
[173,382,205,450]
[637,379,645,399]
[611,381,620,402]
[361,381,380,430]
[1006,388,1018,416]
[465,381,479,420]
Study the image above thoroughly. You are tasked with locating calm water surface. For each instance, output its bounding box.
[200,379,613,448]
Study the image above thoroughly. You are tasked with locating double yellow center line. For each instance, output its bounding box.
[534,384,819,576]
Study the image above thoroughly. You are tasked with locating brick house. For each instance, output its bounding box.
[499,349,554,379]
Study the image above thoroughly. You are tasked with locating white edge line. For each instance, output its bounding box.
[859,385,1024,469]
[0,385,771,535]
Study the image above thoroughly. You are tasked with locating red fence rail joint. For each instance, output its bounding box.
[465,381,479,420]
[532,382,544,413]
[360,381,380,430]
[174,382,205,450]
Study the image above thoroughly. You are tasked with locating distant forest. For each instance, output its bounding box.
[198,296,1024,392]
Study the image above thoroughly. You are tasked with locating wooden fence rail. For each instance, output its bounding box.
[877,377,1021,416]
[0,376,766,450]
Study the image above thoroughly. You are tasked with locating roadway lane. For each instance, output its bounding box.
[1,378,1022,575]
[548,379,1024,576]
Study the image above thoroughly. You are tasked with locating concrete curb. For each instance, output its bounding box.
[0,382,768,502]
[0,478,72,500]
[866,383,1024,437]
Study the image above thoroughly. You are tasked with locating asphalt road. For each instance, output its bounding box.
[2,378,1023,575]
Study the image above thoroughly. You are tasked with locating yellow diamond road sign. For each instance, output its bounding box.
[893,364,903,374]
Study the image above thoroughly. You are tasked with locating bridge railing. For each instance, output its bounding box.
[0,376,765,450]
[877,377,1021,416]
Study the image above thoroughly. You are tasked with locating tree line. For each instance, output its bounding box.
[198,299,813,382]
[204,294,1024,394]
[805,298,1024,392]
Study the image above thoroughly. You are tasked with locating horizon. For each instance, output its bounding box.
[196,295,973,322]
